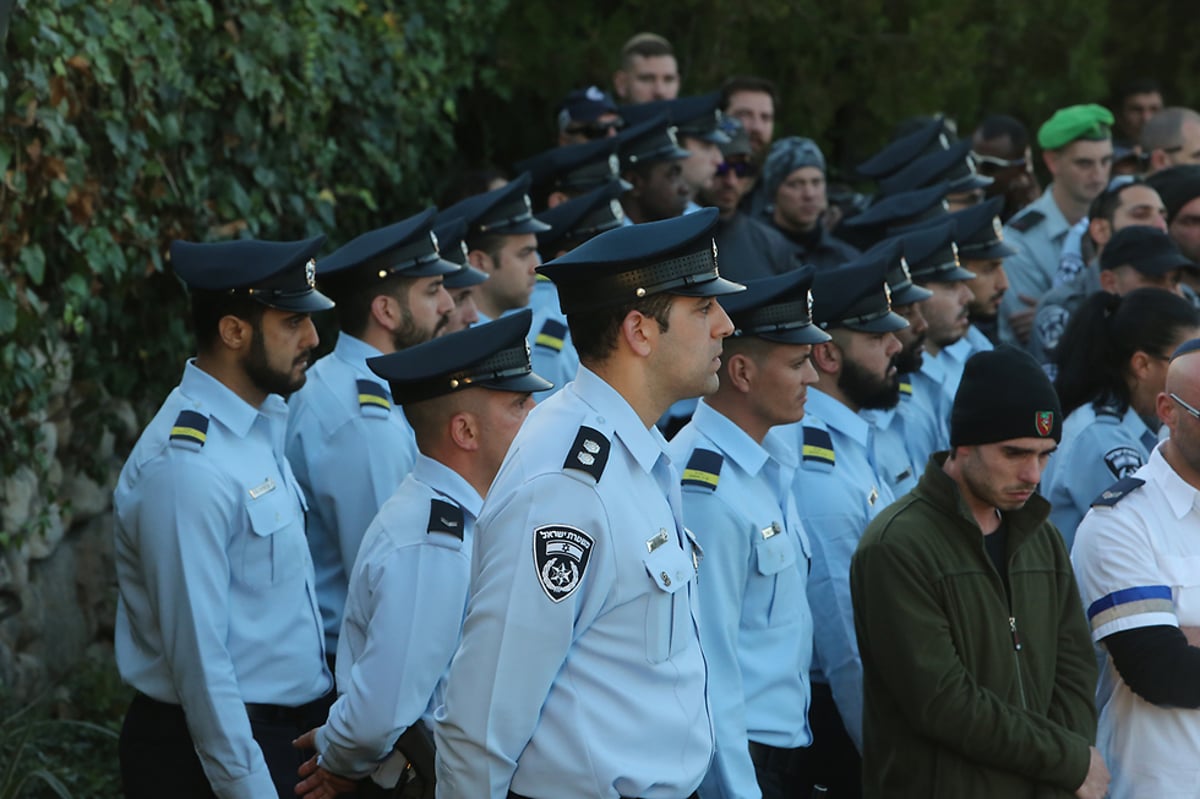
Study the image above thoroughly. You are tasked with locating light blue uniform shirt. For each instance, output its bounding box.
[436,367,714,799]
[285,333,418,651]
[1042,401,1158,549]
[860,405,920,498]
[315,455,481,783]
[909,352,954,441]
[528,277,579,402]
[998,187,1073,346]
[114,361,331,799]
[669,401,813,799]
[938,323,994,405]
[894,374,946,468]
[783,388,894,750]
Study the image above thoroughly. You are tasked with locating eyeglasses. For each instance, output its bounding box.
[716,160,756,178]
[1170,392,1200,420]
[565,119,625,140]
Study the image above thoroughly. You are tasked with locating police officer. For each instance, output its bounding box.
[1042,288,1199,547]
[286,209,458,659]
[436,217,490,334]
[439,172,551,323]
[515,135,626,212]
[292,311,552,799]
[435,208,744,799]
[617,113,693,224]
[114,236,335,799]
[854,115,955,183]
[1071,339,1200,799]
[951,196,1018,352]
[782,253,909,798]
[669,269,827,798]
[837,181,951,251]
[530,178,628,400]
[999,104,1114,346]
[859,239,932,495]
[876,138,993,212]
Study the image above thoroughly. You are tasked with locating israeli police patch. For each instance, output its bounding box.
[533,524,594,603]
[1103,446,1144,480]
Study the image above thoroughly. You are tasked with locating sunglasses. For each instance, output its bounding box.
[716,160,756,178]
[973,153,1027,174]
[565,120,625,140]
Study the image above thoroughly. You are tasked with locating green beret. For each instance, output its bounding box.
[1037,104,1114,151]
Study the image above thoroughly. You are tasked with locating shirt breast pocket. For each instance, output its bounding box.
[642,541,695,664]
[1160,556,1200,627]
[754,532,800,626]
[240,490,304,589]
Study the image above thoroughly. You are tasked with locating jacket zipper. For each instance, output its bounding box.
[1009,615,1027,709]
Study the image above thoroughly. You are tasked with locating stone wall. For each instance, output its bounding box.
[0,359,137,701]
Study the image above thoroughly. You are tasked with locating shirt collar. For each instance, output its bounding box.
[1034,185,1073,240]
[411,453,485,518]
[572,366,666,473]
[179,359,270,439]
[919,352,948,382]
[333,333,386,379]
[807,388,871,447]
[1147,443,1199,520]
[691,400,770,477]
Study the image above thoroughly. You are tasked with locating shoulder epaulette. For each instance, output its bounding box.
[535,319,568,352]
[1093,397,1122,420]
[898,380,913,396]
[1007,210,1045,234]
[1091,476,1146,508]
[563,425,610,482]
[169,409,209,450]
[427,498,465,540]
[802,426,835,466]
[681,448,723,491]
[356,379,391,413]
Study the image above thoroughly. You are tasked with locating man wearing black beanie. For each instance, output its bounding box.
[849,346,1110,798]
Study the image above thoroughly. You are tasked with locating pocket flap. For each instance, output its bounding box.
[245,490,294,537]
[643,541,692,594]
[755,530,797,576]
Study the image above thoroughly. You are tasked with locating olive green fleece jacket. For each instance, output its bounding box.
[850,454,1097,799]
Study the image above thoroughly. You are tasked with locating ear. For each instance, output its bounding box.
[547,191,570,209]
[612,70,628,101]
[1089,218,1113,248]
[811,339,840,375]
[620,309,656,357]
[1157,390,1176,427]
[369,291,402,332]
[468,249,494,274]
[726,352,756,394]
[1098,269,1119,294]
[448,410,481,452]
[1041,149,1057,177]
[218,314,252,352]
[623,171,643,196]
[1129,350,1155,382]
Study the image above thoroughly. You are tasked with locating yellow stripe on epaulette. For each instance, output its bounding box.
[535,332,565,351]
[356,379,391,412]
[170,425,207,444]
[899,381,913,395]
[682,448,723,490]
[802,426,835,466]
[169,409,209,449]
[802,444,835,465]
[535,319,568,352]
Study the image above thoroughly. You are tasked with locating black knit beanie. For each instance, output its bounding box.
[950,345,1063,447]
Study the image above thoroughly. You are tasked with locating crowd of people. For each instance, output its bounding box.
[110,30,1200,799]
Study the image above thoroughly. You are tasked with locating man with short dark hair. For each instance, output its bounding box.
[115,236,336,798]
[286,210,458,658]
[436,209,744,799]
[556,85,624,147]
[1112,78,1164,150]
[720,75,778,159]
[852,346,1107,799]
[762,137,860,271]
[612,32,679,104]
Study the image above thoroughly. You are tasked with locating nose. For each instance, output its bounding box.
[800,358,819,385]
[301,316,319,350]
[883,332,901,357]
[956,282,972,305]
[1153,213,1169,232]
[712,301,735,339]
[995,264,1010,293]
[1018,456,1045,487]
[462,296,479,327]
[436,285,454,315]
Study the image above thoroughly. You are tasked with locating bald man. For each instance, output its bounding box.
[1072,339,1200,798]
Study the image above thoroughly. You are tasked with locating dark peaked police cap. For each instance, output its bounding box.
[170,234,334,313]
[536,207,745,314]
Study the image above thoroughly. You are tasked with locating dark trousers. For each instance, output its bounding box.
[119,691,334,799]
[749,740,817,799]
[789,683,861,799]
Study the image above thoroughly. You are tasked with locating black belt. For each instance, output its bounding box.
[244,688,335,726]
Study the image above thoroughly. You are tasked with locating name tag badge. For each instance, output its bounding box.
[646,528,669,554]
[761,521,781,540]
[248,477,276,499]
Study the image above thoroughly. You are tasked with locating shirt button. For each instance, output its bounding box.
[661,571,671,586]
